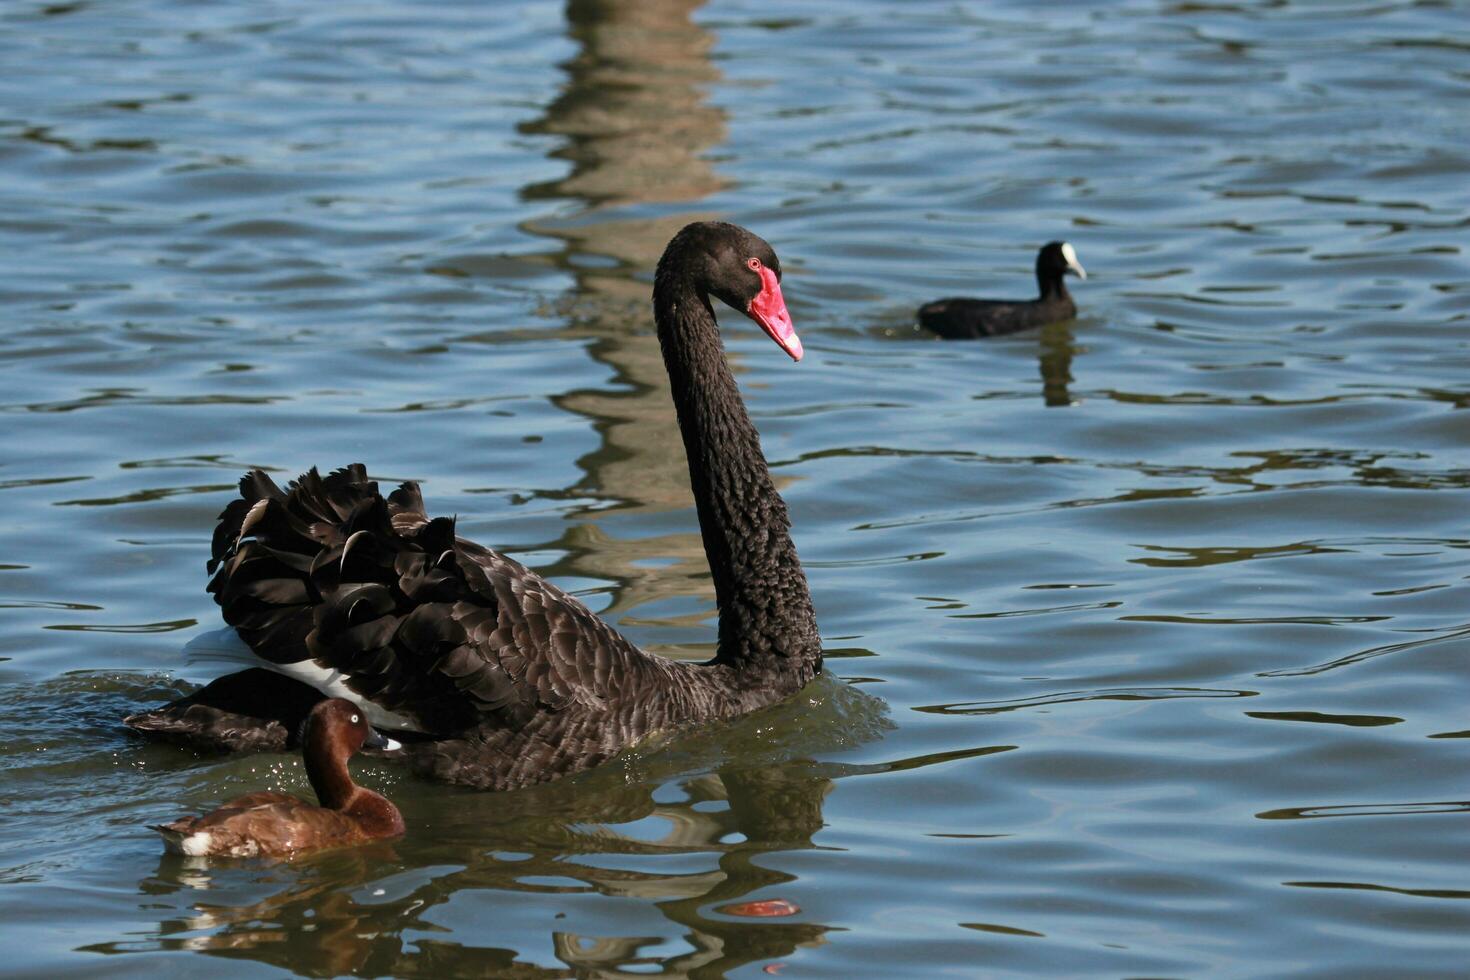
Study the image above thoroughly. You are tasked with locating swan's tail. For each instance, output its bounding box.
[127,464,513,751]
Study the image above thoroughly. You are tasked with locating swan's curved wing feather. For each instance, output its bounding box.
[208,466,647,734]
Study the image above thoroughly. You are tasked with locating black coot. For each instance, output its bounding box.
[919,241,1086,338]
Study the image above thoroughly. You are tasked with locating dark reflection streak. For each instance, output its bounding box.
[856,468,1470,530]
[0,476,90,491]
[798,446,1063,463]
[10,393,283,414]
[1285,881,1470,900]
[1244,710,1401,728]
[56,483,236,506]
[792,446,1470,500]
[804,551,944,569]
[1122,614,1389,625]
[950,600,1122,620]
[1257,802,1470,820]
[46,618,196,634]
[843,743,1014,775]
[1132,540,1353,569]
[961,921,1045,937]
[117,453,257,471]
[14,125,156,153]
[1101,387,1470,410]
[917,686,1256,716]
[1037,319,1076,407]
[1259,622,1470,678]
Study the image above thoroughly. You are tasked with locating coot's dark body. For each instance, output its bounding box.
[919,241,1086,338]
[126,222,821,791]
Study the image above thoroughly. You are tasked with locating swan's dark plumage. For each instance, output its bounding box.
[126,221,822,791]
[125,666,324,753]
[919,241,1086,338]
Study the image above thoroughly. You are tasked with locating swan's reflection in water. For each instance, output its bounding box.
[521,0,726,211]
[128,762,836,977]
[516,0,743,635]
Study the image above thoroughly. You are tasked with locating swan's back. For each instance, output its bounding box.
[208,465,672,736]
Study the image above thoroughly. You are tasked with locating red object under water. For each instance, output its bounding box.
[716,898,800,918]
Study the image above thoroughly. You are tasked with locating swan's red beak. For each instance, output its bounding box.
[747,265,802,362]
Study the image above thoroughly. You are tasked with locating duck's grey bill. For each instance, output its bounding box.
[364,728,402,752]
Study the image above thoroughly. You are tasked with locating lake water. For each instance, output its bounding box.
[2,0,1467,975]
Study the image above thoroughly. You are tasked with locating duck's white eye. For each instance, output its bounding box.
[351,714,359,724]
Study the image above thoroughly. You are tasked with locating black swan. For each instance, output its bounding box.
[126,221,822,790]
[918,241,1086,338]
[152,699,405,859]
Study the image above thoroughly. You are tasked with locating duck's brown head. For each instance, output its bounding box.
[304,698,401,762]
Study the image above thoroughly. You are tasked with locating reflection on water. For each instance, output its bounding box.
[1257,801,1470,821]
[522,0,727,210]
[26,671,886,977]
[522,0,736,631]
[1038,319,1076,408]
[96,765,835,975]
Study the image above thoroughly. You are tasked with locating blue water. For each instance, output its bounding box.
[2,0,1468,976]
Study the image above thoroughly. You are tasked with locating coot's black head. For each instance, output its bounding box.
[1037,241,1087,283]
[660,221,801,361]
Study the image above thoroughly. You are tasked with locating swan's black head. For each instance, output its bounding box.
[663,221,802,361]
[1037,241,1087,284]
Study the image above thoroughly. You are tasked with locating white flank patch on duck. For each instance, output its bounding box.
[180,832,214,857]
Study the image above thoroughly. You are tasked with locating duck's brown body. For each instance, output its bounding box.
[152,699,404,859]
[153,790,399,859]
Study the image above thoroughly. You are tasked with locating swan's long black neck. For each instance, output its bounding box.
[653,262,821,681]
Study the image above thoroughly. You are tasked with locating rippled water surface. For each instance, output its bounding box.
[3,0,1468,975]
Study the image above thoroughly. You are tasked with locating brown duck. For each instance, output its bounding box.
[152,698,405,859]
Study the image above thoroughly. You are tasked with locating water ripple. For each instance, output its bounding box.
[916,687,1257,716]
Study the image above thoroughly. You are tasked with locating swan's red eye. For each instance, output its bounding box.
[747,257,761,271]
